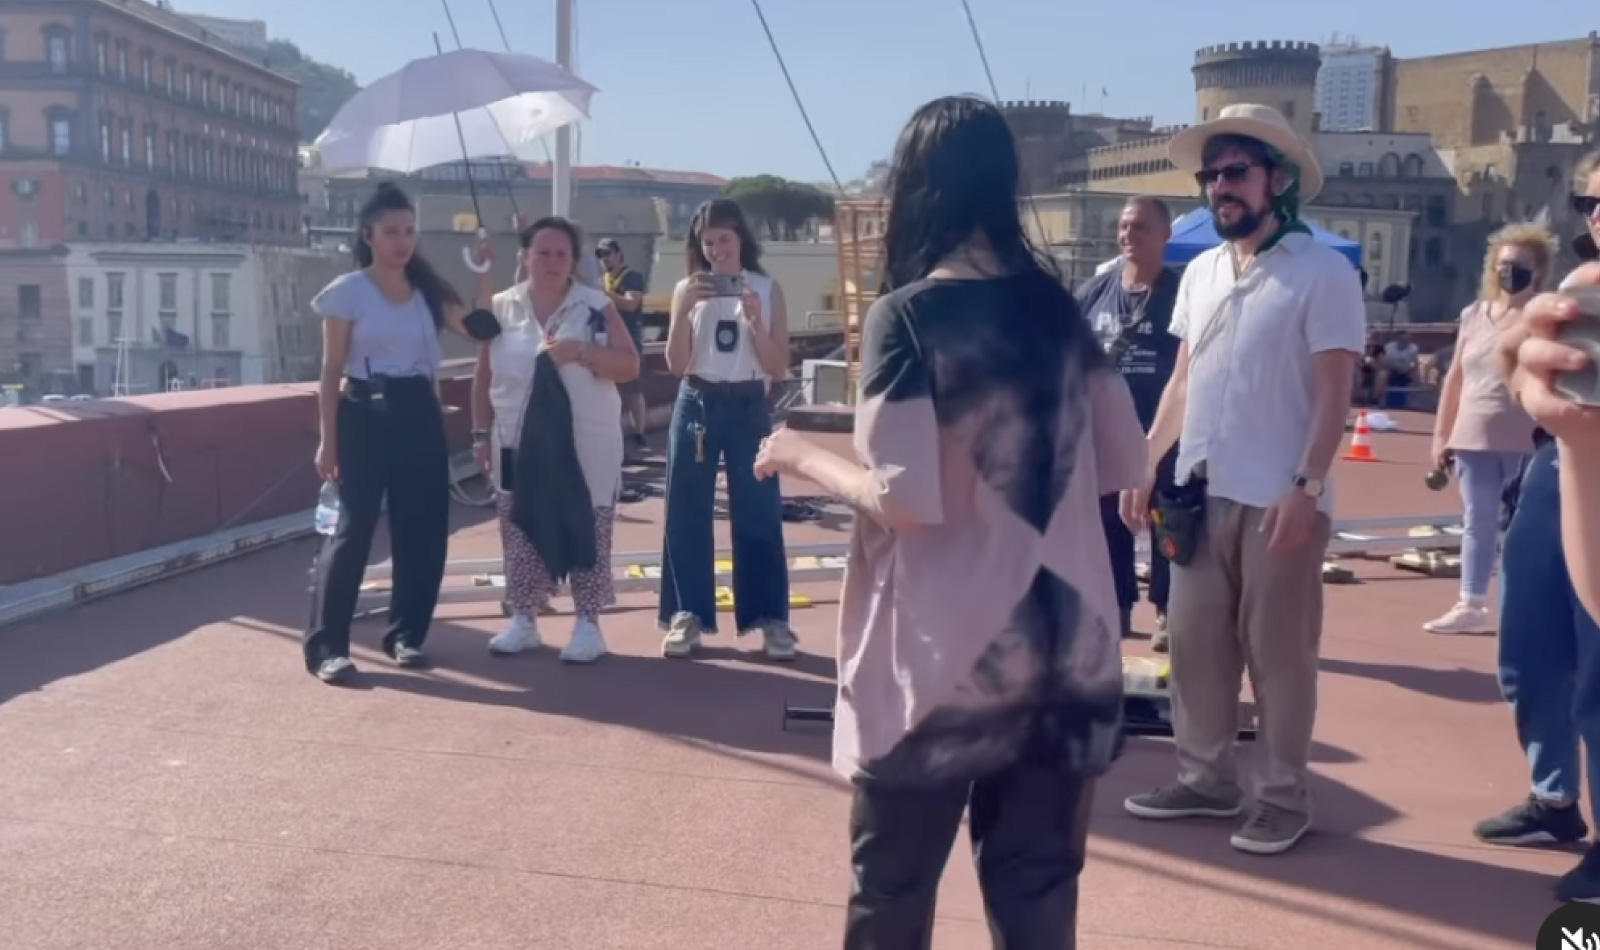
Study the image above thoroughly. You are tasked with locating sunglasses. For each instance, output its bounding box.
[1195,161,1263,189]
[1571,195,1600,218]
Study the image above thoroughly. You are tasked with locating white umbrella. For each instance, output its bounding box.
[313,47,596,175]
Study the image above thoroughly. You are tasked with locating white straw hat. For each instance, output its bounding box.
[1167,103,1324,201]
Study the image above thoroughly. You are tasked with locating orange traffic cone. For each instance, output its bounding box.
[1344,410,1377,462]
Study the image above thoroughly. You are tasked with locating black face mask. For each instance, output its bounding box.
[1497,263,1534,295]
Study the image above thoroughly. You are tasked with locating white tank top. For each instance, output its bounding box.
[683,270,776,383]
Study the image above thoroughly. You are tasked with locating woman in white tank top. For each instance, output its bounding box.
[469,217,640,663]
[658,198,797,661]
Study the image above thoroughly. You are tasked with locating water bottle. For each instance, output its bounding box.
[314,480,341,536]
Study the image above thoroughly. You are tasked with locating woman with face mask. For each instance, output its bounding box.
[1424,223,1554,635]
[657,198,796,662]
[471,217,640,663]
[304,182,500,685]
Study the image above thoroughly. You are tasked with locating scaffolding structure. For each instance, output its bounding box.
[830,198,886,398]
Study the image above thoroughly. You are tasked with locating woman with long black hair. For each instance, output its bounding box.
[304,182,500,685]
[754,96,1146,946]
[657,198,795,661]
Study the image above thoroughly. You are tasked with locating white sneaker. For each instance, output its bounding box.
[661,612,702,659]
[758,623,798,662]
[1424,601,1495,635]
[560,617,607,664]
[489,613,542,655]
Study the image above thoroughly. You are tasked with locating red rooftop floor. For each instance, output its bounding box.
[0,410,1574,948]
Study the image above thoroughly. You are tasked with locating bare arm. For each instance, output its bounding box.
[1562,442,1600,619]
[1432,355,1465,451]
[585,303,641,383]
[1299,349,1359,479]
[442,269,496,341]
[665,284,696,377]
[471,344,493,434]
[609,288,644,314]
[1144,340,1190,474]
[749,281,792,380]
[318,317,352,451]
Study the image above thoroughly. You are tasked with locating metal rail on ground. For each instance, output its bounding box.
[357,514,1468,613]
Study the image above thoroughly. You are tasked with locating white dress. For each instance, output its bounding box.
[487,281,624,508]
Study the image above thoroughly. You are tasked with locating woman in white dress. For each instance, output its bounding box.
[470,217,640,662]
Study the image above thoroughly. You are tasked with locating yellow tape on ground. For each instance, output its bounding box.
[714,587,813,611]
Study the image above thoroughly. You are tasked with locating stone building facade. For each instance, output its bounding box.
[0,0,303,389]
[1057,40,1463,319]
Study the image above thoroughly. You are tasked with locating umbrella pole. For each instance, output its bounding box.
[433,33,492,275]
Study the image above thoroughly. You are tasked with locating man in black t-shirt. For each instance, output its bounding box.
[1074,196,1181,649]
[598,238,650,456]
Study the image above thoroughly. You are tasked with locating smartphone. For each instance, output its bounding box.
[1555,285,1600,408]
[707,273,743,298]
[499,446,516,491]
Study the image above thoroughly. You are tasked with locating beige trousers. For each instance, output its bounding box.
[1167,496,1332,815]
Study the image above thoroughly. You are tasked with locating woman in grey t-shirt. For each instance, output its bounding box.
[303,183,498,685]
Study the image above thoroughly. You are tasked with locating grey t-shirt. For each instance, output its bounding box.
[311,270,443,380]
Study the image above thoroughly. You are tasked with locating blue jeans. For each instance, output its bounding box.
[1499,440,1600,819]
[1454,449,1527,599]
[658,377,790,632]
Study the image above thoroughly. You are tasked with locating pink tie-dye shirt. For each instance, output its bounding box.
[832,273,1148,785]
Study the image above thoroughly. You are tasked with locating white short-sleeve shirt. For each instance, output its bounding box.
[1170,231,1367,513]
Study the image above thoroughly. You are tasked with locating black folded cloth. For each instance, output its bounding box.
[510,350,596,582]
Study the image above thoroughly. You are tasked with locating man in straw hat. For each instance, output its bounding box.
[1118,103,1366,855]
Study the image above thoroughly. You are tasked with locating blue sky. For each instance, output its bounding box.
[179,0,1593,182]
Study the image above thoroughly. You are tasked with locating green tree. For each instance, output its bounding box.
[265,40,361,143]
[724,175,835,241]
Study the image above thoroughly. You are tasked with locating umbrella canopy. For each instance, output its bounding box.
[313,48,597,175]
[1163,207,1363,267]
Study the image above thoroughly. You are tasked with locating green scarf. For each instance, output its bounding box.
[1201,143,1312,254]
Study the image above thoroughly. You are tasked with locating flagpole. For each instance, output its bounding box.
[553,0,574,217]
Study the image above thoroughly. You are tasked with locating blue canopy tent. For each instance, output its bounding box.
[1164,207,1363,267]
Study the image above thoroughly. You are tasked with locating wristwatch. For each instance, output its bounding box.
[1293,474,1325,499]
[471,429,490,446]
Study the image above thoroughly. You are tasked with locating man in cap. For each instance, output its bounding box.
[596,237,650,456]
[1119,104,1366,855]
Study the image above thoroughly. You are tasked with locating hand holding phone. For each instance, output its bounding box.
[1554,285,1600,408]
[1500,265,1600,450]
[707,273,743,298]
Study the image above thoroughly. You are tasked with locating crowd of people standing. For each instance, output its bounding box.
[297,96,1600,945]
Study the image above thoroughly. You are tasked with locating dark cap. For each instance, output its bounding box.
[595,237,622,255]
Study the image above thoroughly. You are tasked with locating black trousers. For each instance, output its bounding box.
[1099,445,1179,615]
[304,376,450,672]
[843,766,1096,950]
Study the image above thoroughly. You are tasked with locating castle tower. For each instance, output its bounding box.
[998,99,1074,194]
[1193,40,1322,138]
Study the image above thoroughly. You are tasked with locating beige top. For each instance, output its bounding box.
[1446,300,1537,453]
[832,274,1147,787]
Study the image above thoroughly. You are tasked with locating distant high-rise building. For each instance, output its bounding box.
[1316,43,1387,131]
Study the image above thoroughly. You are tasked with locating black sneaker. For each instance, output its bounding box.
[1473,795,1588,847]
[1555,843,1600,902]
[1119,609,1133,639]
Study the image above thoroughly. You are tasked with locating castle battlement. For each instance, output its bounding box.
[998,99,1072,111]
[1195,39,1320,60]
